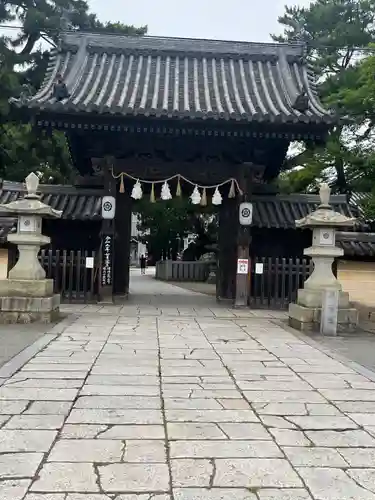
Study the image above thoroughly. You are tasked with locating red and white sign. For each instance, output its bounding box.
[237,259,249,275]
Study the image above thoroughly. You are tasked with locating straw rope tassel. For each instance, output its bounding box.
[200,187,207,206]
[150,182,156,203]
[228,179,236,198]
[119,173,125,193]
[176,176,182,197]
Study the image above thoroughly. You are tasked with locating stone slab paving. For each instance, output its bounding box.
[1,278,375,498]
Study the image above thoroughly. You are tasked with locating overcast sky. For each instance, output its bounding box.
[0,0,313,43]
[87,0,312,42]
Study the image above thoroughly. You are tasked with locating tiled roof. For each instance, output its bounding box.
[349,192,372,217]
[251,194,360,229]
[0,180,103,220]
[16,32,333,125]
[0,217,16,244]
[336,232,375,257]
[0,180,359,228]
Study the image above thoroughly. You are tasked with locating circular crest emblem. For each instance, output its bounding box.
[241,207,251,218]
[103,201,113,212]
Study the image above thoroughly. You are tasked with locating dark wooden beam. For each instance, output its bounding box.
[234,163,265,308]
[217,199,238,302]
[99,157,115,303]
[113,190,132,297]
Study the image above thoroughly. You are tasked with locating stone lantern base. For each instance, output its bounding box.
[0,279,60,324]
[288,288,358,332]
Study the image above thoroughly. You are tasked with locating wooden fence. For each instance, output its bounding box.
[8,249,315,308]
[249,256,313,309]
[156,260,214,282]
[39,249,99,303]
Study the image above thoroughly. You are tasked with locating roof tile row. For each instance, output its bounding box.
[16,32,333,125]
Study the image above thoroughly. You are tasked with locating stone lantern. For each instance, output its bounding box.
[288,183,358,332]
[0,172,62,323]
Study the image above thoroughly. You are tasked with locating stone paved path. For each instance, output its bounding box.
[1,273,375,499]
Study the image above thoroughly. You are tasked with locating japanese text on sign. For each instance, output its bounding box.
[321,289,339,336]
[237,258,249,275]
[102,235,113,286]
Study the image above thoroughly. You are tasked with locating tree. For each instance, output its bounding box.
[274,0,375,195]
[182,214,218,261]
[0,0,147,183]
[135,198,216,262]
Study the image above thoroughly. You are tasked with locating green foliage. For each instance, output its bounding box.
[0,0,146,183]
[0,124,74,182]
[273,0,375,77]
[182,214,218,261]
[135,198,216,262]
[275,0,375,199]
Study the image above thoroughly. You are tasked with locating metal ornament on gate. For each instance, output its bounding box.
[239,202,253,226]
[101,196,116,219]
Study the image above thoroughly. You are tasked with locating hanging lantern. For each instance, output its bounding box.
[190,185,201,205]
[161,181,172,201]
[212,186,222,205]
[131,180,143,200]
[200,187,207,206]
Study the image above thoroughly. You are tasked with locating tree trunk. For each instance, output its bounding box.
[334,156,347,193]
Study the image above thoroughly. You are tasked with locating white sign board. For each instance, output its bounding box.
[255,263,264,274]
[101,196,116,220]
[85,257,94,269]
[320,289,339,336]
[239,202,253,226]
[237,259,249,275]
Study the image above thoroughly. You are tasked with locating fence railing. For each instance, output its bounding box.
[156,260,214,282]
[249,256,313,309]
[8,249,313,308]
[39,249,99,303]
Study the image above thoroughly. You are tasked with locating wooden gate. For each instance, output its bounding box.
[249,257,313,309]
[39,249,99,303]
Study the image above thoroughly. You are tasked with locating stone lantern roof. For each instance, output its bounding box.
[0,173,62,219]
[295,183,357,229]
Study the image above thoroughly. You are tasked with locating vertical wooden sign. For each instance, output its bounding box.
[101,234,114,287]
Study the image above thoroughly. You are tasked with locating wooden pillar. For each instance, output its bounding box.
[99,158,115,303]
[234,163,264,308]
[217,163,263,307]
[217,198,238,302]
[113,188,132,297]
[234,165,251,308]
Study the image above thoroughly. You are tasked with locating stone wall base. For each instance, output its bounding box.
[297,288,350,309]
[0,294,60,324]
[0,310,60,324]
[288,302,358,333]
[0,279,54,297]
